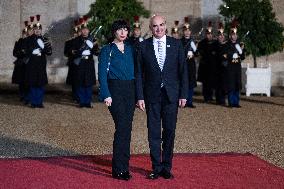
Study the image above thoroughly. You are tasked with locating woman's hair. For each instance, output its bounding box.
[111,19,130,36]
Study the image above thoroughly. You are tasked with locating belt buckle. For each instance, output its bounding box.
[82,56,88,60]
[232,58,238,63]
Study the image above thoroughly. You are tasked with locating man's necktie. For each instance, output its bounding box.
[157,40,164,71]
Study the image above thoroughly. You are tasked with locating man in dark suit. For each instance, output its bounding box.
[136,15,188,180]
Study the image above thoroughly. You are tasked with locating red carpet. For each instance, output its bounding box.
[1,153,283,189]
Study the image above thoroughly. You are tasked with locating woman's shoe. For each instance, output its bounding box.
[112,171,132,181]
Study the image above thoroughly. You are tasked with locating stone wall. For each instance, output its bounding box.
[0,0,283,86]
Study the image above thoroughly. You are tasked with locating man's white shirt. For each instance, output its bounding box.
[153,35,166,66]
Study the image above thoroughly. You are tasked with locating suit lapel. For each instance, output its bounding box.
[147,37,161,72]
[163,36,172,72]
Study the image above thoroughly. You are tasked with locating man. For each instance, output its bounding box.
[12,21,29,102]
[128,16,144,47]
[24,15,52,108]
[224,20,245,108]
[128,16,144,62]
[197,21,218,103]
[69,16,99,108]
[180,17,197,108]
[136,15,188,179]
[215,22,227,106]
[171,20,180,39]
[65,19,81,103]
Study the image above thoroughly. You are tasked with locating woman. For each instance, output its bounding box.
[98,20,135,181]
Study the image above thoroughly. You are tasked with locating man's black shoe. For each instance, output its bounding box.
[161,170,174,179]
[37,104,44,108]
[112,171,132,181]
[147,171,160,180]
[85,103,93,108]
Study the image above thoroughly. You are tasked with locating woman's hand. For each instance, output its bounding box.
[137,100,145,111]
[104,97,112,107]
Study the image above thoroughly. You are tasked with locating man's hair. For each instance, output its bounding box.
[149,15,166,28]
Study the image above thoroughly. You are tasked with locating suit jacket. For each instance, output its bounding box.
[135,36,188,103]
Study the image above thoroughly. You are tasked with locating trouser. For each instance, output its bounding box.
[186,87,194,105]
[108,80,135,173]
[228,90,240,106]
[202,83,214,101]
[29,87,44,105]
[215,87,226,104]
[19,84,25,99]
[76,85,93,105]
[72,84,78,102]
[146,87,178,173]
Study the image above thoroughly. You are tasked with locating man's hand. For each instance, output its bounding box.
[179,99,187,108]
[104,97,112,107]
[137,100,145,111]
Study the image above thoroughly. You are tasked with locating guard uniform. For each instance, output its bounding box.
[197,21,218,102]
[224,20,245,108]
[180,17,197,108]
[69,16,99,108]
[12,21,29,101]
[24,15,52,108]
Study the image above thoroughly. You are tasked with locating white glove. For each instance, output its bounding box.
[233,53,239,59]
[32,48,41,55]
[139,37,144,42]
[235,44,242,55]
[86,40,93,49]
[187,51,193,58]
[82,50,91,56]
[190,41,197,52]
[37,39,44,49]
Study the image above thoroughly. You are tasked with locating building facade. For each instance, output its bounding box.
[0,0,283,86]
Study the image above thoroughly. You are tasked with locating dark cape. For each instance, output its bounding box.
[24,34,52,87]
[197,38,218,88]
[12,38,28,84]
[181,37,197,88]
[69,35,99,87]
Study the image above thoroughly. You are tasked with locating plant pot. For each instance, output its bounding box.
[245,64,271,97]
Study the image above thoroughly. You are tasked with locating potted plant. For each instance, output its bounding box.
[219,0,284,96]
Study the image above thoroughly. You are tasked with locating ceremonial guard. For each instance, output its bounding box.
[69,16,99,108]
[180,17,197,108]
[24,15,52,108]
[215,22,227,106]
[171,20,180,39]
[12,21,29,102]
[197,21,218,103]
[128,16,144,47]
[224,20,245,108]
[127,16,143,62]
[65,19,81,103]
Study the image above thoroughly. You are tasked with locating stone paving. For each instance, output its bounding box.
[0,93,283,168]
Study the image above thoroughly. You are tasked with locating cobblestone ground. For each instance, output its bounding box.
[0,93,283,168]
